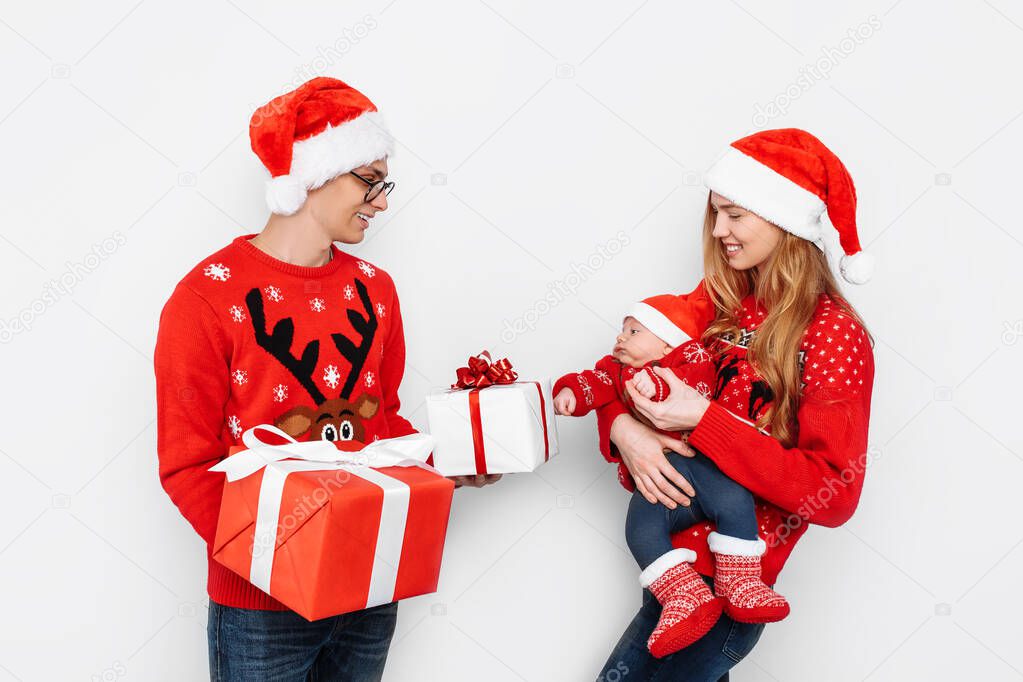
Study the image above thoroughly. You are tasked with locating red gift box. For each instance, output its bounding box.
[209,427,454,621]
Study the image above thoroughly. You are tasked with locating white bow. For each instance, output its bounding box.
[208,424,440,605]
[209,424,437,481]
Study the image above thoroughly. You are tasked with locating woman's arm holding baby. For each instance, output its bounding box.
[629,340,874,527]
[595,406,696,509]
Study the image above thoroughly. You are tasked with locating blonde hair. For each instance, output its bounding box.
[699,194,872,446]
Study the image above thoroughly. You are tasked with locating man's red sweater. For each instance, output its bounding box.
[595,293,875,585]
[154,235,416,611]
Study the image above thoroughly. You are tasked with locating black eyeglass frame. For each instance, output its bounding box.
[349,171,395,202]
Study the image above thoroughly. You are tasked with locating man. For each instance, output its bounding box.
[154,77,499,681]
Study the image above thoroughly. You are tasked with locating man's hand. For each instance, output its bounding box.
[450,474,503,488]
[554,387,577,416]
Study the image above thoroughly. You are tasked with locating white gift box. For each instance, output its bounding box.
[425,380,560,476]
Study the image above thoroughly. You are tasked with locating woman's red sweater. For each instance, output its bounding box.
[596,293,875,584]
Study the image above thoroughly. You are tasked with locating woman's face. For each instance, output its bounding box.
[709,191,784,271]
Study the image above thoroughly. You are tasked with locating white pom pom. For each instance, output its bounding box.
[265,175,307,216]
[839,250,874,284]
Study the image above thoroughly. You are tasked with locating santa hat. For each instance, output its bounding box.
[703,128,873,284]
[249,77,394,216]
[626,281,715,347]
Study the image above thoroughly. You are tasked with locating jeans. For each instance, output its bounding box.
[625,451,758,569]
[207,600,398,681]
[597,577,765,682]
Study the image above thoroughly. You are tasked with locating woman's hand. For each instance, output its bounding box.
[450,474,503,488]
[610,412,696,509]
[626,366,711,432]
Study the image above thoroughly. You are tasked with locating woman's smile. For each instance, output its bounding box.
[723,242,743,258]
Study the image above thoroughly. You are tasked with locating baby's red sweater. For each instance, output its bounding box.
[154,235,416,611]
[554,339,717,490]
[594,293,874,585]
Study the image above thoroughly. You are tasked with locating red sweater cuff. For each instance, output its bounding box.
[643,367,669,402]
[553,374,590,417]
[688,401,748,464]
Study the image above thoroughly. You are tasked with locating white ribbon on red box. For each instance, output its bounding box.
[209,425,437,607]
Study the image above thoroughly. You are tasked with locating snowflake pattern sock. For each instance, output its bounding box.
[708,532,790,624]
[641,549,722,658]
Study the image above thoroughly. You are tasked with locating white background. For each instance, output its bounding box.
[1,1,1019,680]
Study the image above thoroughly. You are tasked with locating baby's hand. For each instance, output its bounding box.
[554,387,577,415]
[630,369,657,399]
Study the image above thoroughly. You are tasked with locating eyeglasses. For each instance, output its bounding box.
[349,171,395,203]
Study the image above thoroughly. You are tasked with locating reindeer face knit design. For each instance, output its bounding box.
[712,553,790,624]
[155,235,417,610]
[646,559,723,658]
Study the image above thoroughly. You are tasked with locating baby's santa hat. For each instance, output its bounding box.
[704,128,873,284]
[626,281,716,347]
[249,77,393,215]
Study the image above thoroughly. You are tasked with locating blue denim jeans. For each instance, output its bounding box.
[597,577,765,682]
[207,600,398,681]
[625,451,758,569]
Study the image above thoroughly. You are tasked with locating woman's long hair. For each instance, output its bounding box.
[699,194,873,447]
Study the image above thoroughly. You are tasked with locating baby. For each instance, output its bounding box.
[553,284,789,658]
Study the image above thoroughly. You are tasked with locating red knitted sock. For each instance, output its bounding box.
[708,532,790,624]
[641,549,722,658]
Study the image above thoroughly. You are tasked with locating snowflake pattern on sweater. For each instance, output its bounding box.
[709,296,866,423]
[154,234,418,612]
[554,339,717,419]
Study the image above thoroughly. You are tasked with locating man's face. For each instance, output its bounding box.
[307,158,390,244]
[613,317,672,368]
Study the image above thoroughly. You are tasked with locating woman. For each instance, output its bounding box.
[595,128,876,681]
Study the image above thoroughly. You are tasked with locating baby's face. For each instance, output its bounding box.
[613,317,672,368]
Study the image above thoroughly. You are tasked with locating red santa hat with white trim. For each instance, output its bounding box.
[626,281,716,347]
[249,77,393,216]
[703,128,873,284]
